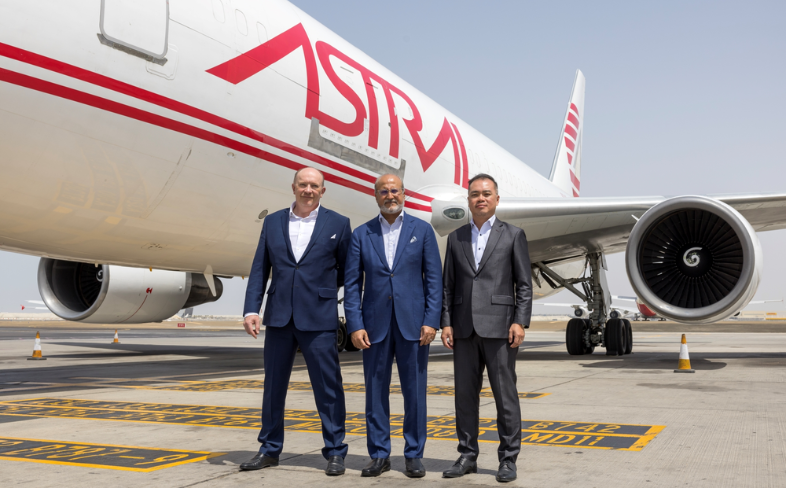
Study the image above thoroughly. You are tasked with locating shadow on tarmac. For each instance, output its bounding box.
[208,450,499,476]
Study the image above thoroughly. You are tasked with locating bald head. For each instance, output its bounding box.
[291,166,326,217]
[375,174,402,191]
[293,167,325,186]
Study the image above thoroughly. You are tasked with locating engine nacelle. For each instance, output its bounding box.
[625,196,762,323]
[38,258,223,323]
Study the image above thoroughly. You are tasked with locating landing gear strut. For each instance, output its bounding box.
[535,252,632,356]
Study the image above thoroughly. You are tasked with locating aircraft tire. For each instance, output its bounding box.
[604,318,625,356]
[582,319,595,354]
[337,319,349,352]
[623,319,633,354]
[566,318,586,355]
[343,321,360,352]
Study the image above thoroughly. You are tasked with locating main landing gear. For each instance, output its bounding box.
[535,252,633,357]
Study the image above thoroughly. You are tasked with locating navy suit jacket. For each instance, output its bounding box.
[243,206,351,331]
[344,213,443,344]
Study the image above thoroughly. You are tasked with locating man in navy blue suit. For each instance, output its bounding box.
[240,167,352,476]
[344,174,443,478]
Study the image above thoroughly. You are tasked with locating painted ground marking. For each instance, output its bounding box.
[0,436,219,472]
[0,398,663,451]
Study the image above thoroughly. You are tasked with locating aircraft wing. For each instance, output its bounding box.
[431,193,786,264]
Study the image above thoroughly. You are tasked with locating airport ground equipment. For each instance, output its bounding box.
[27,331,46,361]
[674,334,695,373]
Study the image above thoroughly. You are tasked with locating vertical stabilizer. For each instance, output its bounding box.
[549,70,585,197]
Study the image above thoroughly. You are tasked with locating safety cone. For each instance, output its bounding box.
[112,330,120,344]
[674,334,695,373]
[28,332,46,361]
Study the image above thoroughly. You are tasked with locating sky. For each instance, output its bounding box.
[1,0,784,316]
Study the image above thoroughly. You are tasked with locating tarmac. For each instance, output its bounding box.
[1,319,786,487]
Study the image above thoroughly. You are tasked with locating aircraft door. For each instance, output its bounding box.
[100,0,169,61]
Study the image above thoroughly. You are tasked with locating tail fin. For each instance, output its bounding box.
[548,70,585,197]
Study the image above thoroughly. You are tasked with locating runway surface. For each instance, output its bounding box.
[1,320,785,486]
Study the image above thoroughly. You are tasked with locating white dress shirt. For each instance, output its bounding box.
[379,211,404,269]
[245,203,319,318]
[289,203,320,262]
[470,215,496,269]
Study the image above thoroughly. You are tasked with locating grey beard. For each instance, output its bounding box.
[379,202,403,214]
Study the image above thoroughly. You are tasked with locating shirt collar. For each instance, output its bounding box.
[378,211,405,227]
[471,214,496,233]
[290,203,320,220]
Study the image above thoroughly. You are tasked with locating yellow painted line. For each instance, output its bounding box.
[0,436,221,472]
[0,398,663,451]
[149,380,551,400]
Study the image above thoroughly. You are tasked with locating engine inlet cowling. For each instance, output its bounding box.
[625,196,761,323]
[38,259,223,323]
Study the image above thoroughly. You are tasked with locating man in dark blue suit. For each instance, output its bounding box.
[240,167,352,476]
[344,174,443,478]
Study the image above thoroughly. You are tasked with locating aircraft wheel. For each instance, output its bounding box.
[565,319,594,356]
[623,319,633,354]
[582,319,595,354]
[343,321,360,352]
[604,318,625,356]
[566,318,586,355]
[337,319,348,352]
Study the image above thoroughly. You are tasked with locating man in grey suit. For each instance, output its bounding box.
[440,173,532,483]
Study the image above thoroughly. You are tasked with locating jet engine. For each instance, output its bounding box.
[625,196,762,323]
[37,258,223,323]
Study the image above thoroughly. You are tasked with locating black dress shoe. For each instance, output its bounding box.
[361,457,391,477]
[442,456,477,478]
[239,453,279,471]
[325,455,345,476]
[404,458,426,478]
[496,459,517,483]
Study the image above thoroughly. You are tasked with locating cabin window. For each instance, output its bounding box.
[100,0,169,60]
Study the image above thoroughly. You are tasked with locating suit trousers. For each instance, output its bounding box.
[362,309,430,459]
[258,319,348,459]
[453,331,521,462]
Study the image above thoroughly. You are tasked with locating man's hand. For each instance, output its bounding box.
[420,326,437,346]
[441,326,454,350]
[351,329,371,350]
[509,323,525,348]
[243,314,261,339]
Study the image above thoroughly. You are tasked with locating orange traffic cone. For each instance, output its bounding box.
[674,334,694,373]
[112,330,120,344]
[28,332,46,360]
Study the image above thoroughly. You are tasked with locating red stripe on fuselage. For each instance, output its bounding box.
[0,66,375,198]
[0,43,435,206]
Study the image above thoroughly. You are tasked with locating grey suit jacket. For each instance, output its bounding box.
[441,218,533,339]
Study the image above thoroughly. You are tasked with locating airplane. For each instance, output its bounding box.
[613,296,783,321]
[1,0,784,356]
